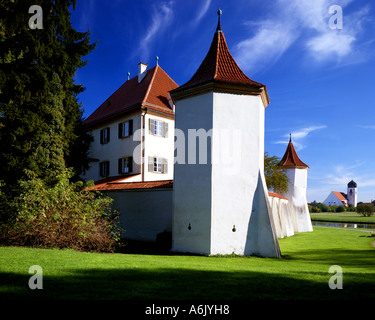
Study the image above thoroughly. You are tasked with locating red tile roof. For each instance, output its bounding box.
[268,192,288,200]
[278,139,309,169]
[171,17,265,94]
[83,65,178,129]
[90,175,173,191]
[332,191,348,202]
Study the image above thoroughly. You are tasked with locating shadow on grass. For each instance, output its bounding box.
[283,247,375,269]
[1,266,374,300]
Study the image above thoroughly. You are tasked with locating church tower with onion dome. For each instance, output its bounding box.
[347,180,357,207]
[278,135,313,232]
[170,11,281,257]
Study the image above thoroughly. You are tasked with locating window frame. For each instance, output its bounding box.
[118,156,133,174]
[99,161,110,177]
[100,127,110,144]
[148,118,168,138]
[148,156,168,174]
[118,120,133,139]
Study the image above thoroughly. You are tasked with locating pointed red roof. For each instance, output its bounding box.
[83,65,178,129]
[170,13,269,105]
[278,138,309,169]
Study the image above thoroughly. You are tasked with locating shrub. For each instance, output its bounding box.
[0,171,122,252]
[357,203,375,217]
[336,205,347,212]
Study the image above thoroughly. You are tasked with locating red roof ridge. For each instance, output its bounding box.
[83,65,178,129]
[142,65,159,106]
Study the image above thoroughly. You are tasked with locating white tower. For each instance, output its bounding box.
[347,180,357,207]
[170,12,280,257]
[279,136,313,232]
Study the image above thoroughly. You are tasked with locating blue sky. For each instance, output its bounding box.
[71,0,375,203]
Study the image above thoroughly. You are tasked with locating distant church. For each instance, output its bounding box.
[82,11,313,257]
[323,180,358,207]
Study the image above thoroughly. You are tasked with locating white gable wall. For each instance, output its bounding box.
[323,191,346,206]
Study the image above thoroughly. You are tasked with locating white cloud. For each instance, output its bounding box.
[234,20,297,73]
[358,125,375,130]
[306,32,355,60]
[233,0,373,73]
[274,125,326,150]
[136,1,175,61]
[193,0,211,26]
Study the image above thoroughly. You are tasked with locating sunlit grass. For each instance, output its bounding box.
[1,227,374,300]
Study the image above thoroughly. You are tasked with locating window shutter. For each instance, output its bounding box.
[107,127,110,142]
[148,156,153,172]
[99,162,103,176]
[100,129,104,144]
[118,158,123,174]
[163,122,168,138]
[128,156,133,172]
[129,120,133,136]
[149,118,155,135]
[163,158,168,174]
[118,123,123,138]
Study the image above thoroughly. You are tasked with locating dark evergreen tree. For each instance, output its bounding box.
[0,0,95,195]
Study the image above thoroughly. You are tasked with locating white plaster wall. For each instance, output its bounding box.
[106,189,173,241]
[143,113,175,181]
[172,91,280,257]
[347,187,357,206]
[269,196,284,239]
[282,168,313,232]
[210,93,279,257]
[172,92,213,255]
[279,199,294,237]
[323,191,344,206]
[84,112,142,182]
[268,196,294,238]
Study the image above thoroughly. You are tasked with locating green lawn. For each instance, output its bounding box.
[310,213,375,224]
[1,227,374,300]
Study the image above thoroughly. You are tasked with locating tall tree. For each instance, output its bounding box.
[0,0,95,194]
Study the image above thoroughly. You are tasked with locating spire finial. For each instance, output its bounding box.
[127,72,130,81]
[289,133,292,143]
[156,56,159,66]
[216,9,222,32]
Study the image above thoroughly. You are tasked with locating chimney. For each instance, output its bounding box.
[138,62,148,83]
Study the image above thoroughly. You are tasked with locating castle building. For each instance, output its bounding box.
[83,12,311,256]
[278,136,313,232]
[83,63,178,183]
